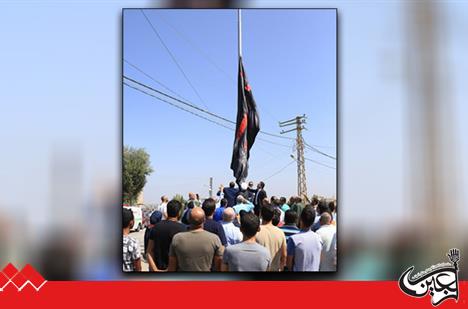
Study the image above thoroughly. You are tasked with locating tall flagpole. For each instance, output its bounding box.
[238,9,242,58]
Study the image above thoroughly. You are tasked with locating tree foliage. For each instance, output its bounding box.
[123,145,153,204]
[172,194,187,206]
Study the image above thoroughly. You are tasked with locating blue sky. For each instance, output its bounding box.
[2,1,468,280]
[2,0,466,230]
[123,9,337,202]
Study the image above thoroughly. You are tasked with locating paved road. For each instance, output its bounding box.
[130,228,149,271]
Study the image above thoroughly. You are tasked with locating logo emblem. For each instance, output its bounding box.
[398,248,460,306]
[0,263,47,292]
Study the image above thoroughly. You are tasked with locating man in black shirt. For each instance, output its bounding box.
[202,198,227,246]
[147,199,186,271]
[247,181,257,203]
[254,181,267,216]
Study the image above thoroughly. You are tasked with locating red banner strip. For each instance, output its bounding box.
[0,281,467,308]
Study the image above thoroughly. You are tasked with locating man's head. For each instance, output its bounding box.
[260,204,275,223]
[123,208,134,229]
[272,208,281,226]
[311,196,320,206]
[284,210,298,226]
[189,207,205,228]
[188,192,197,200]
[220,198,228,208]
[150,210,163,225]
[236,195,245,205]
[167,199,182,219]
[239,209,247,219]
[248,181,254,188]
[320,212,332,226]
[295,196,303,204]
[257,181,265,189]
[222,207,236,223]
[299,206,316,230]
[161,195,169,203]
[328,201,336,213]
[317,200,330,215]
[273,197,281,206]
[202,198,216,217]
[280,197,287,205]
[240,212,260,239]
[229,181,235,188]
[186,201,196,209]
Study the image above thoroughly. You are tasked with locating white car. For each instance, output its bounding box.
[124,206,143,232]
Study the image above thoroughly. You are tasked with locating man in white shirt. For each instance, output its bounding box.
[158,195,169,220]
[316,212,337,271]
[221,207,243,246]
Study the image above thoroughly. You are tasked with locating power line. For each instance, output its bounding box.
[156,11,282,124]
[260,130,294,140]
[125,79,334,179]
[124,59,186,101]
[304,140,336,160]
[291,153,336,171]
[304,157,336,170]
[129,13,335,187]
[123,79,292,149]
[157,12,234,83]
[124,81,234,130]
[124,75,234,124]
[123,74,294,141]
[257,137,293,149]
[124,56,292,140]
[263,160,296,181]
[140,9,210,110]
[309,144,336,149]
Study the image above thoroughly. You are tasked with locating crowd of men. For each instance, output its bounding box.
[122,181,337,272]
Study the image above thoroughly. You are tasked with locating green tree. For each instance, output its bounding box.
[172,194,187,206]
[123,145,153,205]
[173,194,188,216]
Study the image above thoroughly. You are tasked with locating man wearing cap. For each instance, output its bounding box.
[144,210,162,255]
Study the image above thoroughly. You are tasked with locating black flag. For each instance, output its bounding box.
[230,57,260,184]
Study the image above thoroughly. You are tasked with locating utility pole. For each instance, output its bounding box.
[209,177,213,198]
[279,115,308,200]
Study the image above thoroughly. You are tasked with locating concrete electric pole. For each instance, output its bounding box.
[209,177,213,198]
[279,115,308,200]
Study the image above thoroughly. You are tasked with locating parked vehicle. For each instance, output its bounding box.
[123,206,143,232]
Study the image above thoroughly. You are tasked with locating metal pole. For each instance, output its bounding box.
[296,117,302,197]
[238,9,242,58]
[209,177,213,198]
[280,115,308,199]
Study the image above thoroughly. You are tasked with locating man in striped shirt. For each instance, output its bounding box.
[280,210,300,240]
